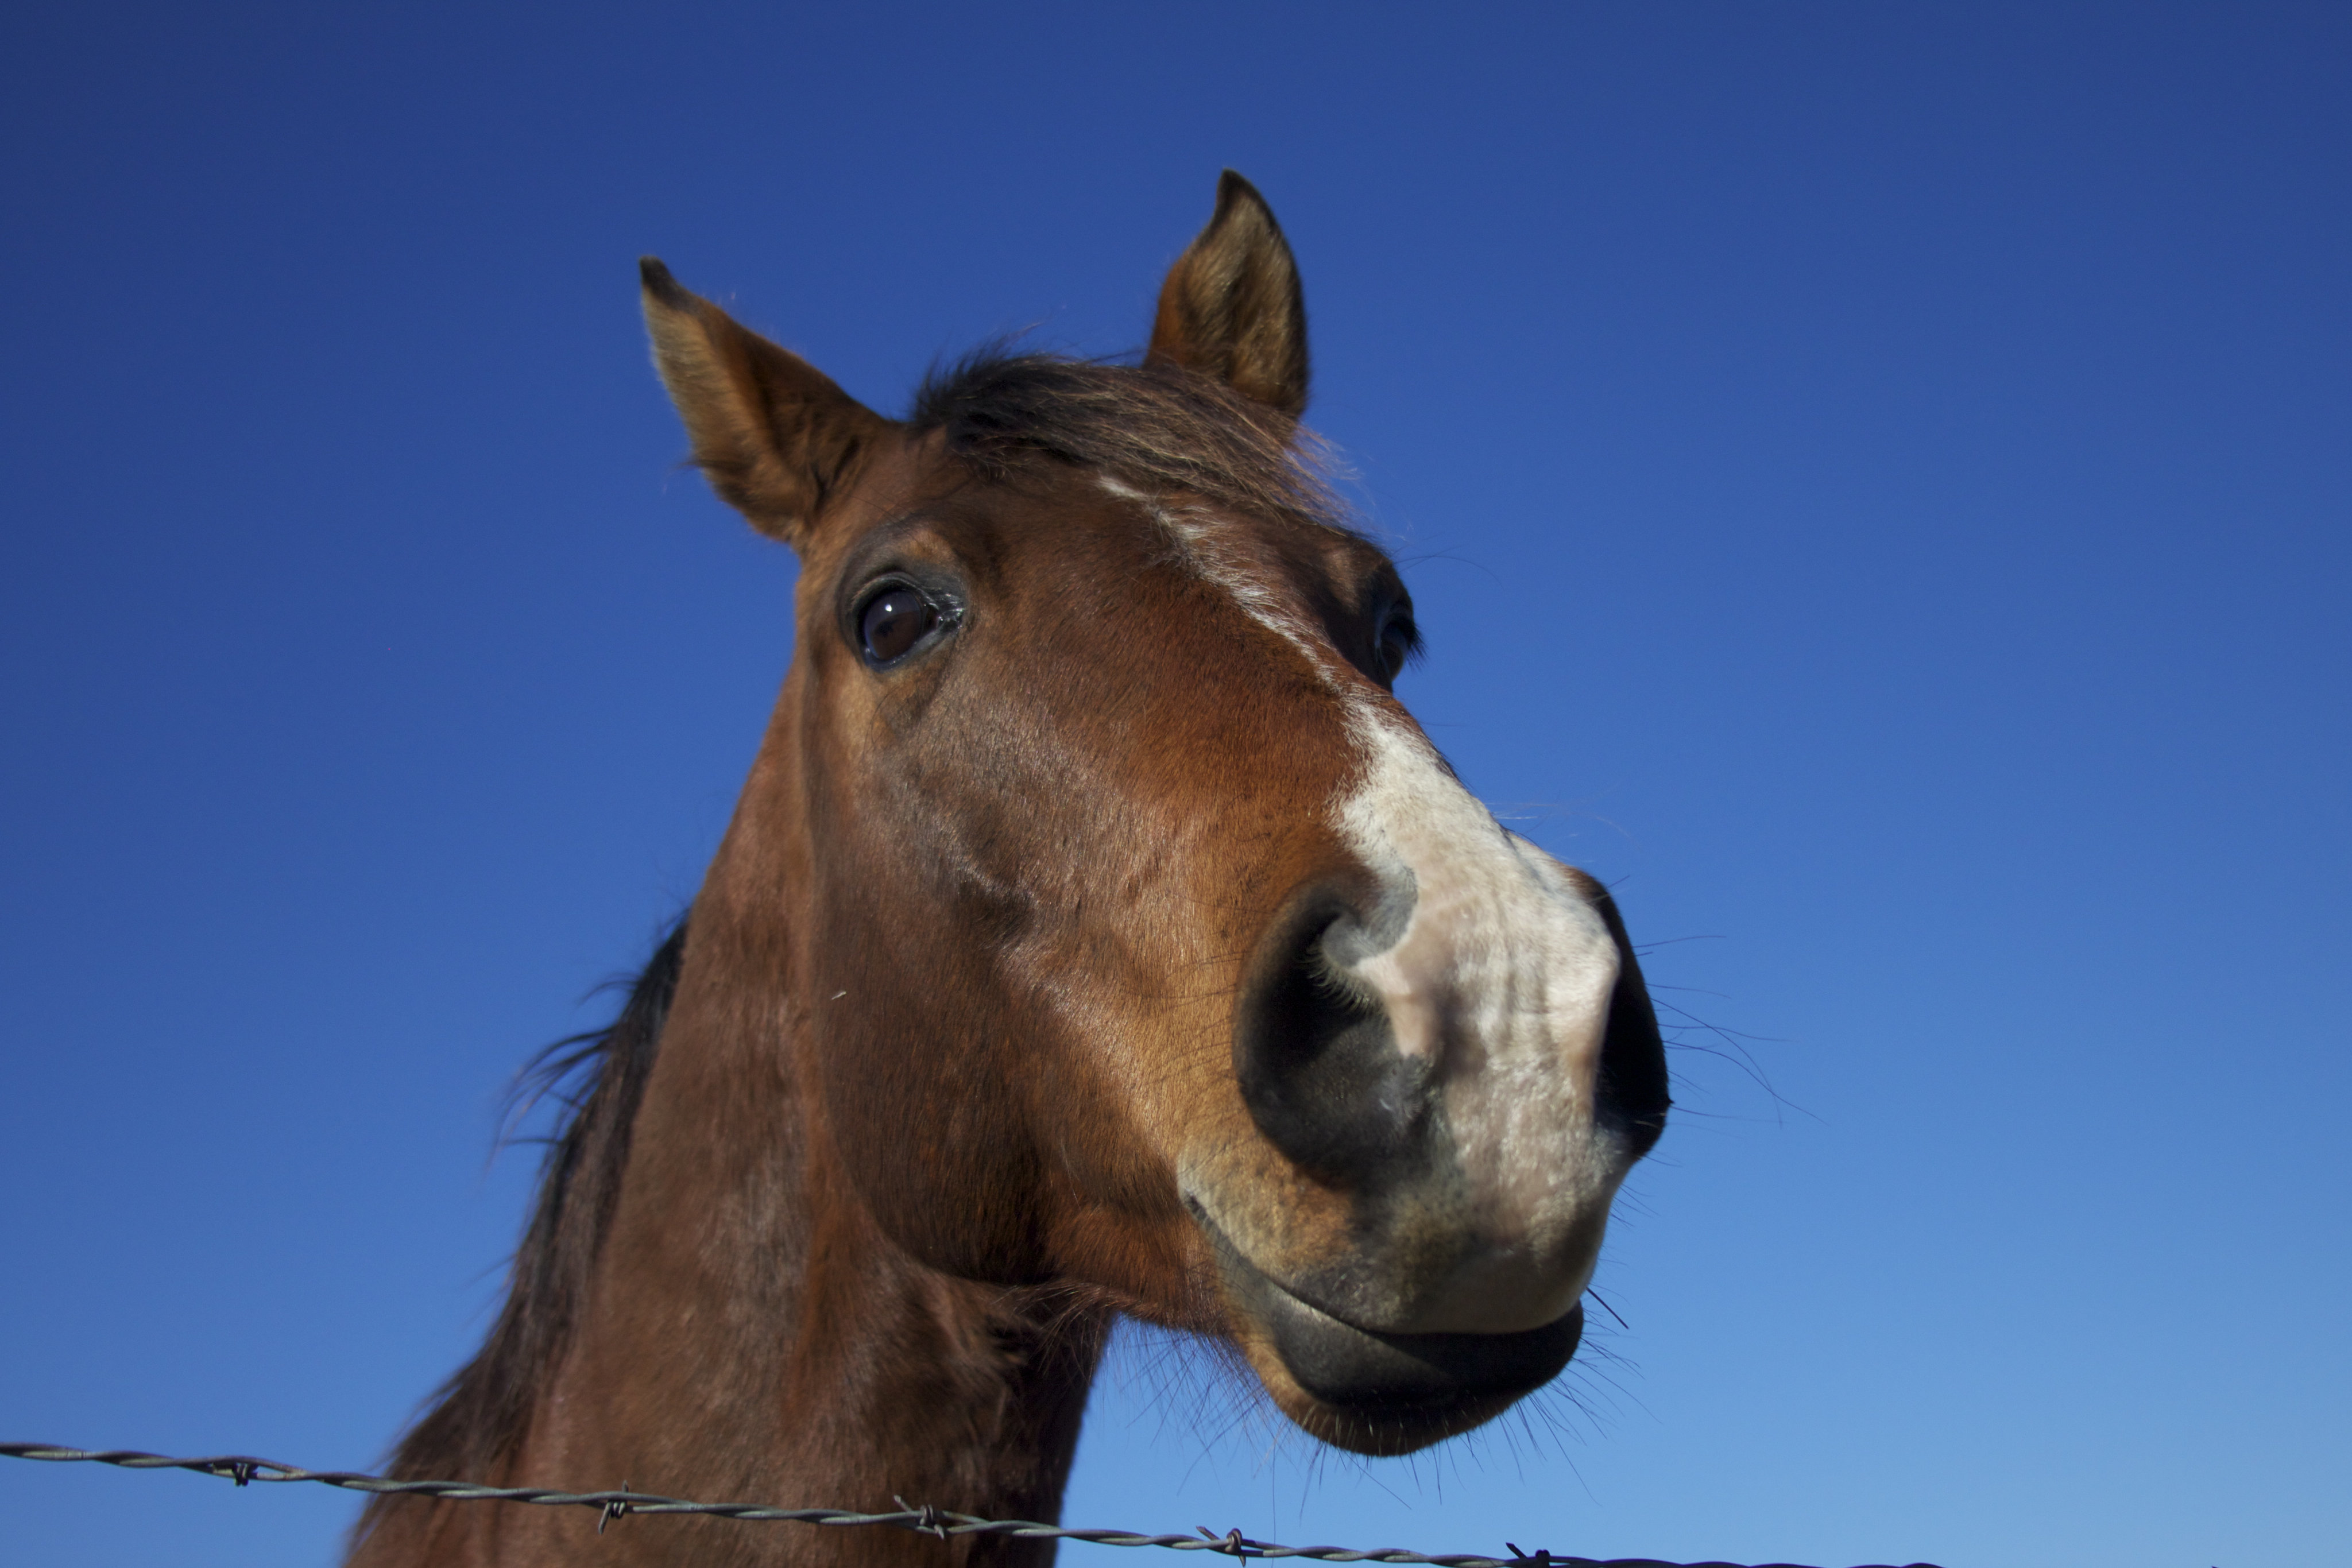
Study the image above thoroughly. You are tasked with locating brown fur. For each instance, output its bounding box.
[349,174,1664,1567]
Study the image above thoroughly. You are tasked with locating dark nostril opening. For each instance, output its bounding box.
[1594,938,1671,1162]
[1233,880,1431,1183]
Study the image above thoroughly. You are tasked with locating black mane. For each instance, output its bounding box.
[368,917,687,1502]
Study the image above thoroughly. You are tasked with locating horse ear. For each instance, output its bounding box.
[639,258,894,549]
[1146,171,1310,421]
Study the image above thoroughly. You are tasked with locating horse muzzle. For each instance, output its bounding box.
[1183,836,1665,1453]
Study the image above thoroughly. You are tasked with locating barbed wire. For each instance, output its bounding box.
[2,1443,1939,1568]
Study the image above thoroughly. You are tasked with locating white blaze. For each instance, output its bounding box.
[1107,478,1627,1331]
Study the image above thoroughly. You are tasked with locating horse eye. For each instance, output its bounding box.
[1376,613,1417,681]
[860,587,939,665]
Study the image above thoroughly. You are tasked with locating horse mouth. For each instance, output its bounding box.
[1190,1205,1585,1457]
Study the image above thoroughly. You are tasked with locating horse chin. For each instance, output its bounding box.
[1200,1213,1585,1457]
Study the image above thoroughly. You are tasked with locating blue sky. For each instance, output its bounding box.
[2,5,2346,1566]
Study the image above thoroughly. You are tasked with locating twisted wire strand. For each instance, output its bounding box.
[1,1442,1939,1568]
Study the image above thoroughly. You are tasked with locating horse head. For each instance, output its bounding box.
[640,172,1668,1458]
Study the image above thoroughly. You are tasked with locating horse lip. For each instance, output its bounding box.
[1186,1198,1584,1415]
[1182,1194,1377,1332]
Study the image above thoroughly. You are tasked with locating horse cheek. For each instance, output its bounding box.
[819,969,1057,1285]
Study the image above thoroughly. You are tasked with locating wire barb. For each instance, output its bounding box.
[896,1496,950,1540]
[1,1441,1946,1568]
[597,1482,632,1534]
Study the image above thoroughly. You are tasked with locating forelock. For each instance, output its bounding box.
[907,350,1358,539]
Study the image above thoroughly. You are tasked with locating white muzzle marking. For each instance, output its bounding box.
[1336,718,1625,1331]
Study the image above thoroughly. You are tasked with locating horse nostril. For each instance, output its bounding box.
[1232,880,1431,1184]
[1595,970,1670,1160]
[1586,901,1671,1163]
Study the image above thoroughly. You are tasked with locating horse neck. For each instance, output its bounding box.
[515,723,1107,1565]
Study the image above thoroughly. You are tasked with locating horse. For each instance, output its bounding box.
[347,171,1669,1568]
